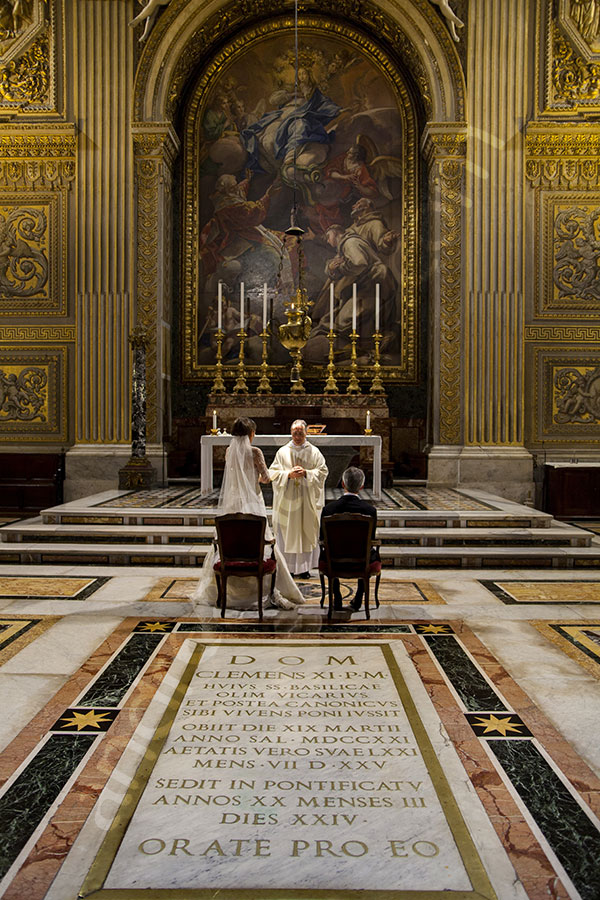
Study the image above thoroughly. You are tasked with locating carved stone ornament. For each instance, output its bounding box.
[558,0,600,57]
[429,0,464,43]
[0,132,76,191]
[0,0,47,67]
[133,0,460,123]
[0,365,47,421]
[0,206,48,297]
[552,22,600,109]
[554,365,600,424]
[0,35,49,105]
[525,130,600,188]
[553,206,600,302]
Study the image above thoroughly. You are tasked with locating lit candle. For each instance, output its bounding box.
[375,284,380,333]
[212,410,217,430]
[217,282,222,331]
[366,410,371,431]
[330,282,334,330]
[263,283,268,330]
[240,282,245,329]
[352,283,357,333]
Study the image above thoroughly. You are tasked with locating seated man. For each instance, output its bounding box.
[320,466,379,612]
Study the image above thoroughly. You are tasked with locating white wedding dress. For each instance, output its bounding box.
[193,435,304,612]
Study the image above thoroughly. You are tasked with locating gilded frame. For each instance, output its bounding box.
[0,344,68,440]
[181,16,419,386]
[0,192,65,316]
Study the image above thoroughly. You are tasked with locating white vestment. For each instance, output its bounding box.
[193,436,303,611]
[269,440,328,573]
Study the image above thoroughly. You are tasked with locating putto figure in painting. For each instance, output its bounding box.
[194,34,405,369]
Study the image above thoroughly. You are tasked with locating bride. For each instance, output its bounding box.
[193,417,304,612]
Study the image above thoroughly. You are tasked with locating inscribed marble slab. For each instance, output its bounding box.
[83,642,493,897]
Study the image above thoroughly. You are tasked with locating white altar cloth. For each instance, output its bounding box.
[200,433,383,500]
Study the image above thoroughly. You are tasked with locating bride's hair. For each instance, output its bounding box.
[231,416,257,437]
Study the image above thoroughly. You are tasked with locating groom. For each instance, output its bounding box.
[269,419,328,577]
[320,466,379,612]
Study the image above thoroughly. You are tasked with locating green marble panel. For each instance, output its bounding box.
[423,634,508,712]
[489,739,600,900]
[79,633,164,707]
[0,733,95,880]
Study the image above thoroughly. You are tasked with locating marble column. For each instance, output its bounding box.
[431,0,535,503]
[64,0,143,499]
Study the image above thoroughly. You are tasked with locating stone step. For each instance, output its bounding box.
[0,541,598,568]
[40,506,554,530]
[1,519,590,547]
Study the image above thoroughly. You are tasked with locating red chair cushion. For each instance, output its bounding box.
[214,558,276,575]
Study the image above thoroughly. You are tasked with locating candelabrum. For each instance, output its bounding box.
[323,329,339,393]
[256,327,272,393]
[370,331,385,394]
[211,329,226,394]
[279,287,312,394]
[233,329,249,393]
[346,329,360,394]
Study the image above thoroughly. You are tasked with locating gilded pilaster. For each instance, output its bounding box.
[132,124,179,444]
[70,0,135,445]
[423,125,466,447]
[465,0,532,447]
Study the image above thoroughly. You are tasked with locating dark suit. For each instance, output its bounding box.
[320,492,379,606]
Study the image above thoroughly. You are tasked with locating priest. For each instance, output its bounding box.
[269,419,328,577]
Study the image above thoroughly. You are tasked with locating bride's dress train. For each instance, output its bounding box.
[192,434,304,613]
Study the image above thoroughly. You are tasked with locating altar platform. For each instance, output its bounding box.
[1,486,598,569]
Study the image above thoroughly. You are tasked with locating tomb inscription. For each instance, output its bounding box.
[102,643,481,893]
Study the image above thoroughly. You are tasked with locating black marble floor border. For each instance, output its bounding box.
[0,622,171,889]
[419,625,600,900]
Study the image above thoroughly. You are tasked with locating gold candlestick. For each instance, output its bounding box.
[233,329,248,393]
[256,327,272,393]
[323,329,339,393]
[346,329,360,394]
[370,331,385,394]
[211,329,226,394]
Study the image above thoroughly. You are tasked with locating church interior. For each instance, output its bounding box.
[2,1,600,898]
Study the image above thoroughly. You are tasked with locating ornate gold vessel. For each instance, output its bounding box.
[279,287,312,393]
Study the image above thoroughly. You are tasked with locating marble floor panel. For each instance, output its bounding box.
[0,566,600,897]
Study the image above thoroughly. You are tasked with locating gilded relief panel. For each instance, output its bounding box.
[182,19,418,385]
[536,193,600,318]
[0,193,65,316]
[0,0,57,113]
[531,346,600,442]
[542,4,600,114]
[0,345,67,440]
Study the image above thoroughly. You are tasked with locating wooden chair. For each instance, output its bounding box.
[319,513,382,620]
[213,514,276,621]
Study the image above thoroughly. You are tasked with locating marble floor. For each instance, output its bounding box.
[1,562,600,899]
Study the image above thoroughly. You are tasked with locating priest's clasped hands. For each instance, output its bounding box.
[288,465,307,479]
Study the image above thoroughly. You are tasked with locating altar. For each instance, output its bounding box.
[200,433,383,499]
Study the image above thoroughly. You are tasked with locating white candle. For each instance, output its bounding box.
[330,282,334,330]
[263,283,268,330]
[240,282,245,329]
[366,410,371,430]
[217,282,222,331]
[212,410,217,430]
[352,283,357,333]
[375,284,380,332]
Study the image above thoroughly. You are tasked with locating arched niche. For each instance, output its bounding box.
[131,0,466,442]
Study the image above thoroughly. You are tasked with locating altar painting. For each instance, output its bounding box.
[182,22,418,382]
